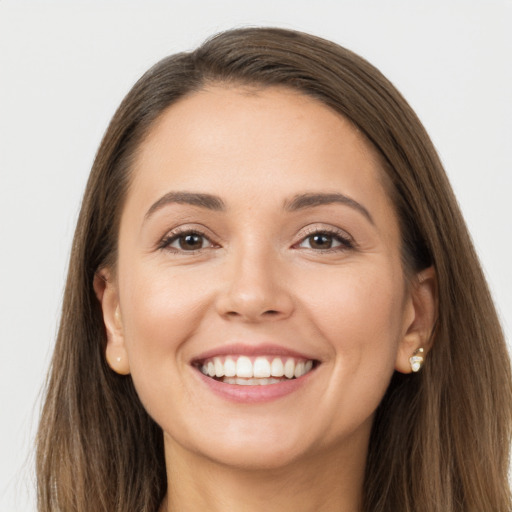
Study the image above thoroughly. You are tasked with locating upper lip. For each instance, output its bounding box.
[190,343,319,364]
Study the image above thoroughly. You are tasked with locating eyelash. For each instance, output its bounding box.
[295,227,354,252]
[158,227,354,254]
[157,228,217,254]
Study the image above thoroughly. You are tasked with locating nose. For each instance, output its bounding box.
[215,242,295,323]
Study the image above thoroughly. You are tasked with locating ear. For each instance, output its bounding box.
[93,268,130,375]
[395,266,437,374]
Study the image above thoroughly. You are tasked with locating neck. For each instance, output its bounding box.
[160,434,367,512]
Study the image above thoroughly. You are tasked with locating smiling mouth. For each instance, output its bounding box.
[194,355,318,385]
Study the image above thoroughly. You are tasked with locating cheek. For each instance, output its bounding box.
[119,263,211,373]
[296,264,405,423]
[299,262,405,347]
[121,256,405,378]
[116,262,216,422]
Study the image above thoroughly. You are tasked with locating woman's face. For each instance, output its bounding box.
[100,86,428,469]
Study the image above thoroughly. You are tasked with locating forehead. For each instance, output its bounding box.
[133,86,385,189]
[124,85,397,237]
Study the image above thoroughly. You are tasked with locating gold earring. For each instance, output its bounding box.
[409,347,424,372]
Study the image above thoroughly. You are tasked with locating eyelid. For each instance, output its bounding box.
[293,224,355,251]
[157,224,219,253]
[156,222,355,254]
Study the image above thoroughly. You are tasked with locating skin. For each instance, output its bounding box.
[95,86,436,512]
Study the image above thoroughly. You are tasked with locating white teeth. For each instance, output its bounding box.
[223,377,283,385]
[270,358,284,377]
[294,361,305,378]
[199,355,316,383]
[214,357,224,377]
[253,357,271,378]
[224,357,236,377]
[284,358,295,379]
[236,356,253,378]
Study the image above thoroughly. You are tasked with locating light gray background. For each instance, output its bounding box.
[1,1,511,510]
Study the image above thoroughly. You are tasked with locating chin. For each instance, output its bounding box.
[201,441,308,471]
[166,423,315,471]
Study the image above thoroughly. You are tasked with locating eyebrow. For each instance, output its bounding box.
[144,190,373,225]
[284,192,374,225]
[144,191,226,221]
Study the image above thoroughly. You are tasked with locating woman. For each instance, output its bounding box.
[36,27,512,511]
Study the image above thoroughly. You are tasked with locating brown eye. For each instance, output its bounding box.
[297,230,353,251]
[308,234,335,249]
[178,233,204,250]
[161,231,215,252]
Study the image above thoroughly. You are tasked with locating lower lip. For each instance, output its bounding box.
[194,368,315,403]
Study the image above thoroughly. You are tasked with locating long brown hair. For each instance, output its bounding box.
[36,27,512,511]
